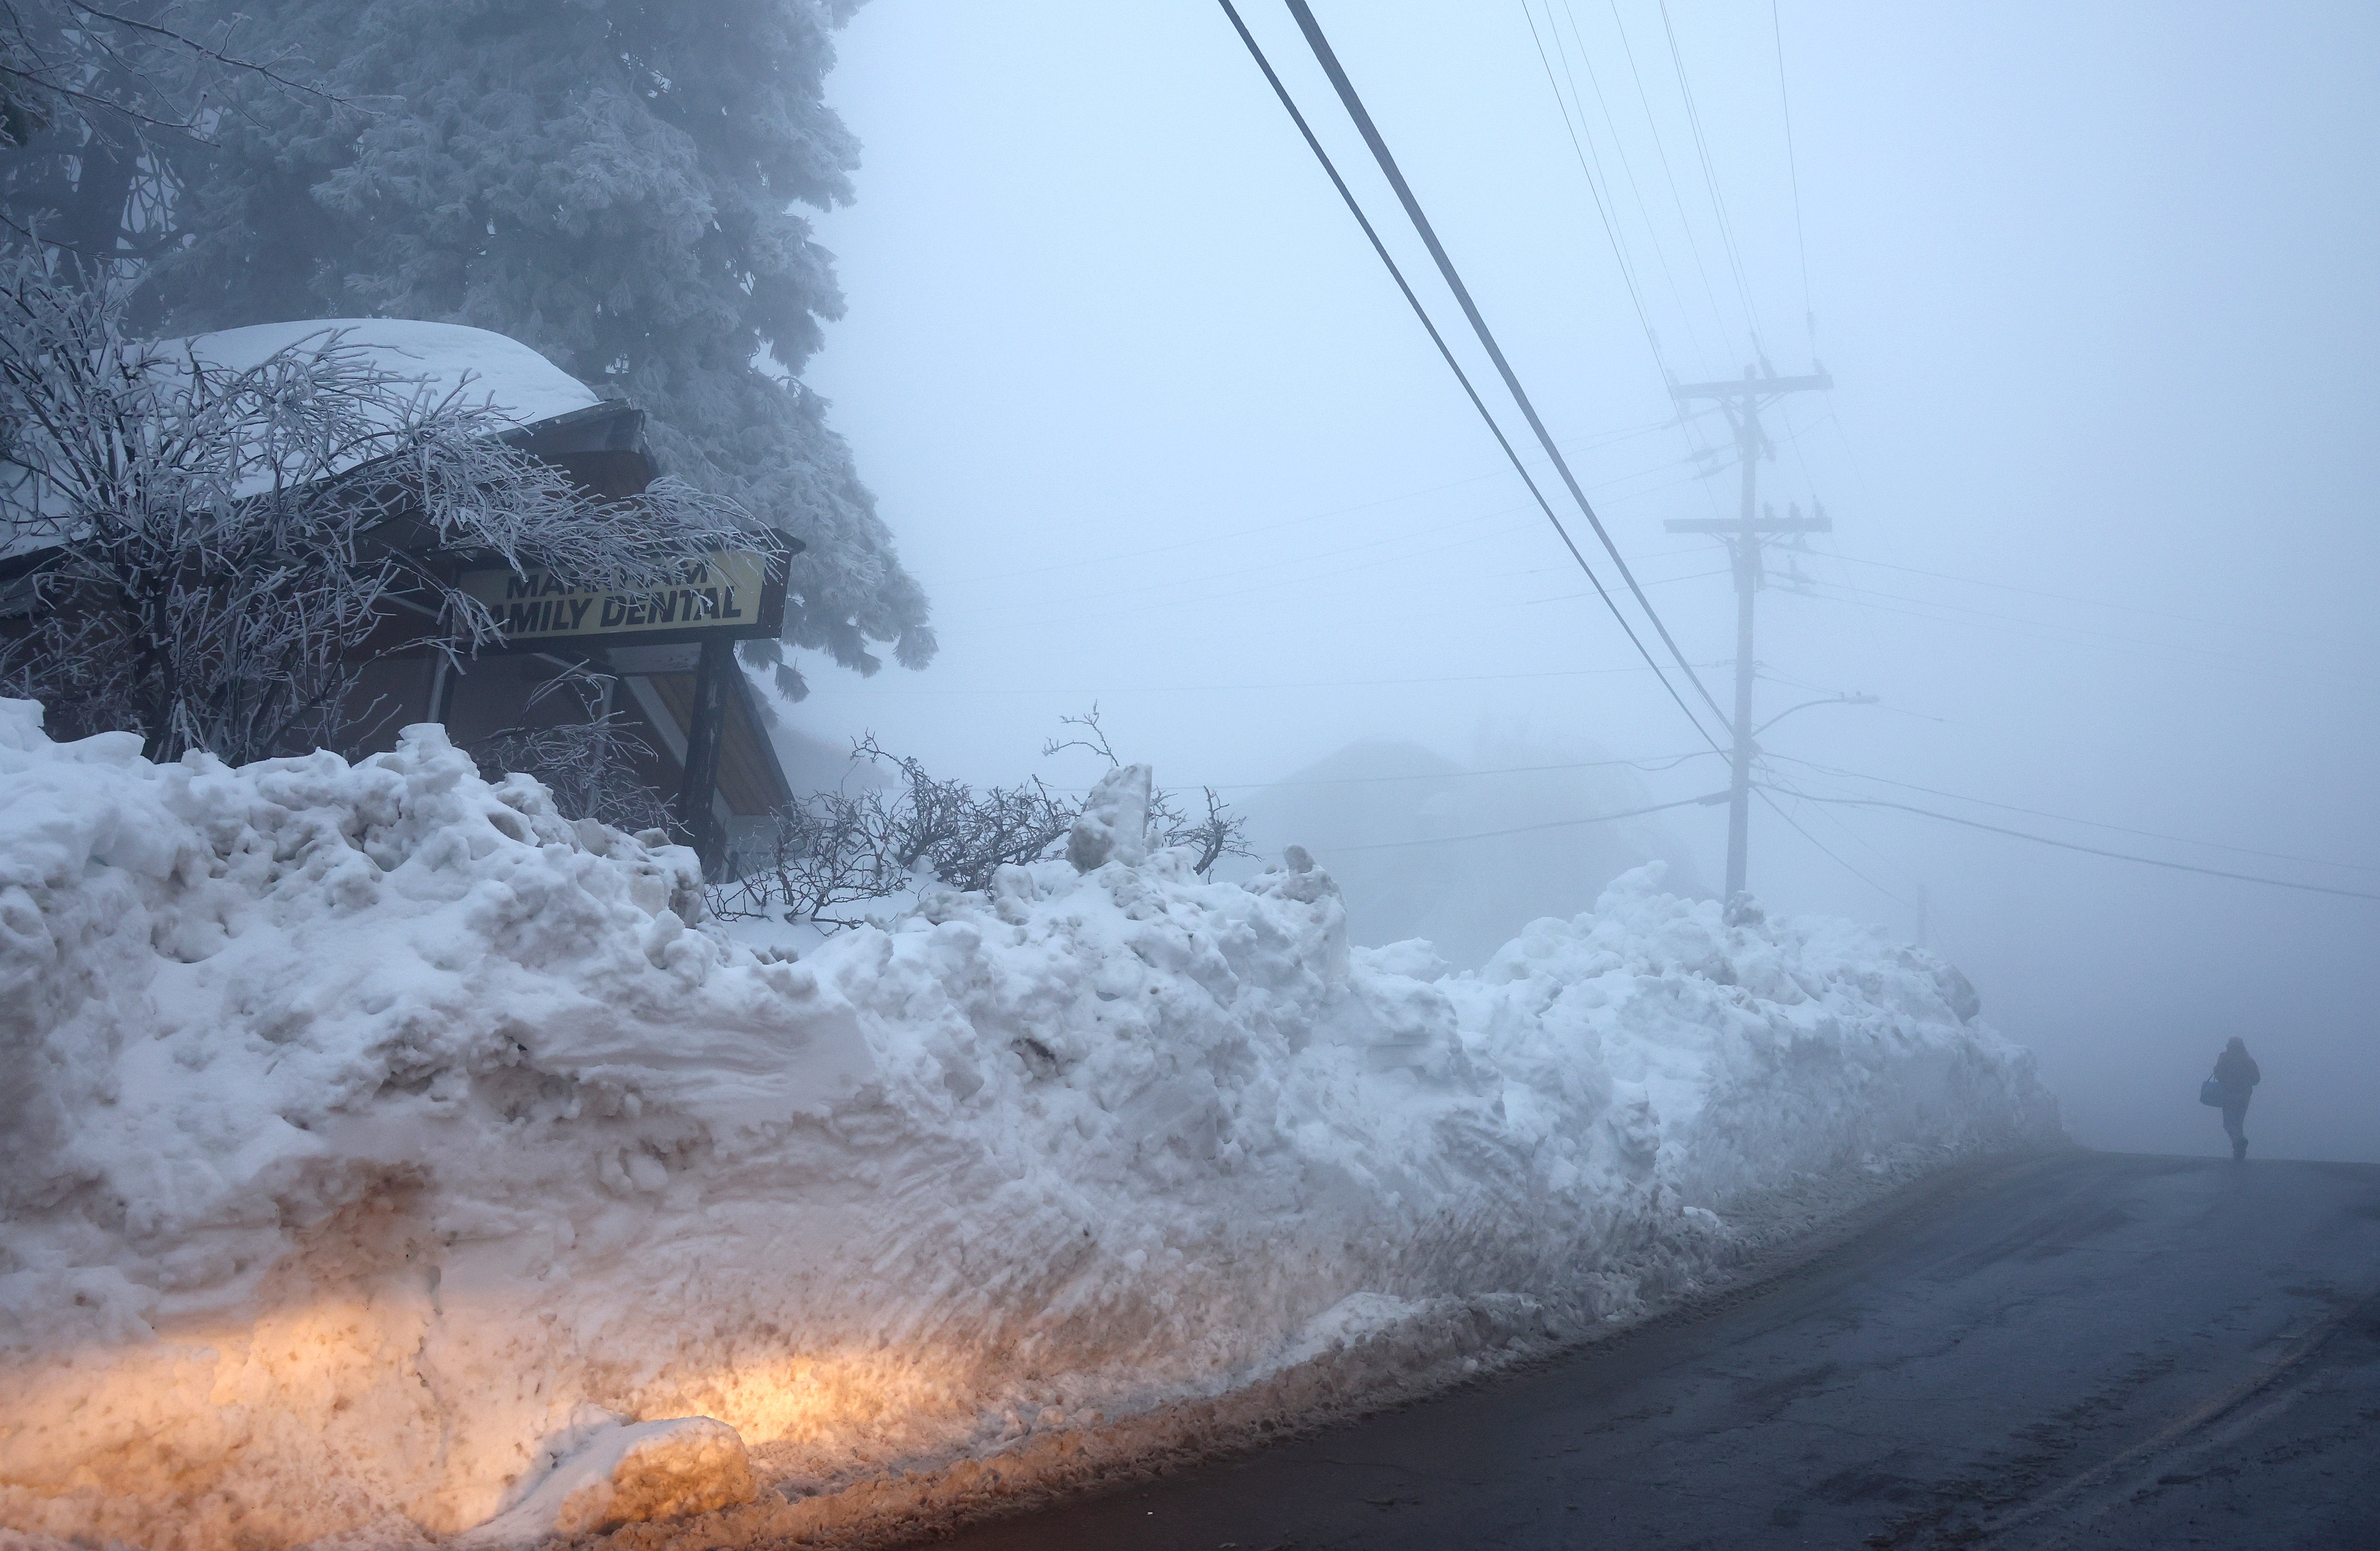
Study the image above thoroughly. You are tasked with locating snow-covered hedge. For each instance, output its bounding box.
[0,704,2058,1548]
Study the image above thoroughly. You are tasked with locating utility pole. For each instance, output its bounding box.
[1664,365,1833,903]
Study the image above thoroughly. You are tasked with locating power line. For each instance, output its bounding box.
[1779,573,2367,684]
[1519,565,1730,603]
[1054,748,1718,794]
[976,445,1727,626]
[1278,0,1732,746]
[1214,0,1727,754]
[804,661,1720,698]
[1324,793,1721,852]
[1512,539,1729,576]
[1601,0,1735,366]
[1534,0,1745,512]
[1767,781,1928,890]
[1524,0,1705,397]
[1762,789,2380,902]
[1521,2,1662,372]
[1544,0,1740,509]
[1769,0,1814,347]
[1655,0,1763,349]
[1816,548,2343,646]
[1557,0,1716,377]
[1755,788,1913,909]
[1758,754,2380,875]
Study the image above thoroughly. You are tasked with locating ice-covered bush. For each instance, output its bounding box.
[0,259,749,763]
[712,716,1251,928]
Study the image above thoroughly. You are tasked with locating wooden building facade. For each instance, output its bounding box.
[0,320,797,874]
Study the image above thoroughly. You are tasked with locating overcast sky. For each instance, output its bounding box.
[792,0,2380,1163]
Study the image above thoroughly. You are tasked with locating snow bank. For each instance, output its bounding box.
[0,702,2058,1548]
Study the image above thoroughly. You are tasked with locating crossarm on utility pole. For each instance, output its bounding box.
[1669,370,1833,401]
[1663,517,1833,534]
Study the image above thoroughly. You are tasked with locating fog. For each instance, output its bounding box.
[788,1,2379,1164]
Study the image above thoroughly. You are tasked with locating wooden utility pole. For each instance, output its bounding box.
[1664,366,1833,903]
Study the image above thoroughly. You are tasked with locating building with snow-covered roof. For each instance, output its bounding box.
[0,318,796,872]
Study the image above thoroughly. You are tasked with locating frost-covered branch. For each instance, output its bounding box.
[1153,784,1254,878]
[1040,701,1120,767]
[1,0,329,148]
[712,716,1255,928]
[711,734,1081,927]
[456,668,673,834]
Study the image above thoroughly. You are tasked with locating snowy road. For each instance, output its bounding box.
[907,1151,2380,1551]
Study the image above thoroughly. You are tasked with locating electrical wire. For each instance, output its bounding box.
[1758,754,2380,876]
[1754,788,1913,908]
[1522,0,1677,389]
[1761,789,2380,902]
[1216,0,1726,752]
[1558,0,1716,378]
[804,661,1721,698]
[1601,0,1735,364]
[1053,748,1720,794]
[980,442,1720,626]
[1542,0,1738,514]
[1769,0,1814,349]
[1778,574,2367,683]
[1655,0,1763,349]
[1276,0,1731,748]
[1520,565,1730,604]
[1816,548,2343,646]
[1768,781,1929,890]
[1323,793,1722,852]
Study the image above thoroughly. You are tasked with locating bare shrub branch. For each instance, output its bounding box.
[1040,700,1120,767]
[1153,785,1254,878]
[458,668,672,834]
[713,711,1255,930]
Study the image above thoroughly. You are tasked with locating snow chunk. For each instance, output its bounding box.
[464,1417,755,1546]
[1065,762,1151,871]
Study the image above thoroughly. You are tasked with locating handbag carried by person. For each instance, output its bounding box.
[2199,1078,2227,1108]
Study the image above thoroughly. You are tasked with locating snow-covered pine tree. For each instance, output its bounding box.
[146,0,931,698]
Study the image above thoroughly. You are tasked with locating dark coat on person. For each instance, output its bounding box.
[2214,1045,2261,1094]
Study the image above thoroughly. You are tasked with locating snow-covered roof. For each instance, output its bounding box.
[166,318,602,429]
[3,319,609,567]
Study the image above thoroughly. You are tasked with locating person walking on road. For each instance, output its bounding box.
[2211,1037,2260,1161]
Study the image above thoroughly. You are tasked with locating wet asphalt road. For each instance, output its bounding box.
[915,1151,2380,1551]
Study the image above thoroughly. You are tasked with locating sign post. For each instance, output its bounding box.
[676,636,736,873]
[457,543,795,873]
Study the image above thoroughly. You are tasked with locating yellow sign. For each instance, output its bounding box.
[460,550,780,645]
